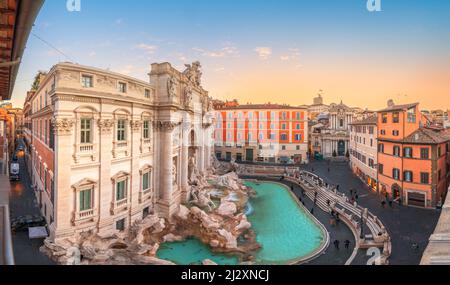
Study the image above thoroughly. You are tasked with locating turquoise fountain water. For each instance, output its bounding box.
[157,181,325,265]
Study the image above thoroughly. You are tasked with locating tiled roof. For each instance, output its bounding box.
[218,104,307,110]
[350,115,377,125]
[378,103,419,112]
[402,128,450,144]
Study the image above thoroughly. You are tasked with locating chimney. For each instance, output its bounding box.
[387,99,395,108]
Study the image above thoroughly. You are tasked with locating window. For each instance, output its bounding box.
[116,218,125,231]
[282,112,287,120]
[116,180,127,201]
[142,172,151,191]
[118,82,127,93]
[296,145,300,150]
[282,123,287,130]
[82,75,93,88]
[270,133,275,140]
[294,134,302,141]
[420,148,429,159]
[392,168,400,180]
[404,171,413,182]
[280,134,287,141]
[80,118,92,144]
[382,113,388,123]
[143,207,150,219]
[296,124,300,130]
[393,146,401,157]
[378,143,384,153]
[420,172,429,184]
[79,189,93,211]
[393,112,400,123]
[117,120,126,141]
[340,119,344,127]
[369,158,374,168]
[282,145,286,150]
[392,130,399,136]
[380,130,386,135]
[143,120,150,139]
[404,147,413,158]
[296,112,301,120]
[379,164,384,174]
[145,89,150,98]
[438,146,442,157]
[407,107,416,123]
[259,145,263,150]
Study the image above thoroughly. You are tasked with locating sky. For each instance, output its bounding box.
[8,0,450,111]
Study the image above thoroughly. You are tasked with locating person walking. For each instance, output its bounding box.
[344,240,350,250]
[381,200,386,208]
[333,240,340,250]
[310,208,314,215]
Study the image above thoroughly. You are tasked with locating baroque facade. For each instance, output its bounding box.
[320,102,356,158]
[22,62,215,241]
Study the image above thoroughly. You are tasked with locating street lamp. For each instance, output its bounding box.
[360,213,364,240]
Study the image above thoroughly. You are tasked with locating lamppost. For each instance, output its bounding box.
[360,213,364,240]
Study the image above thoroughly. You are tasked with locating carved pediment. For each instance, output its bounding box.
[72,178,97,191]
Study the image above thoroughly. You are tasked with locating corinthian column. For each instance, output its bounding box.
[156,121,180,218]
[51,117,75,241]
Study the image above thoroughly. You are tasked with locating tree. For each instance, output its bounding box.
[332,150,337,157]
[31,71,47,91]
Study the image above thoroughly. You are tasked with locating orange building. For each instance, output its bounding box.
[214,103,309,164]
[377,102,450,208]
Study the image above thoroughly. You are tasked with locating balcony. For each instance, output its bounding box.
[79,144,94,153]
[139,188,153,204]
[110,198,129,215]
[72,208,97,226]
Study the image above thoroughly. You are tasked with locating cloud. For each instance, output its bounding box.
[254,47,272,60]
[214,67,225,72]
[192,45,239,58]
[136,43,158,54]
[280,48,301,61]
[88,51,97,57]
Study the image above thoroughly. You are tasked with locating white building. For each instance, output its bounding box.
[349,115,378,191]
[23,61,215,241]
[320,102,356,157]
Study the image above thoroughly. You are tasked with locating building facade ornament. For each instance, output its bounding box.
[130,120,143,132]
[156,121,181,132]
[183,61,202,87]
[183,84,193,108]
[52,118,75,136]
[167,76,178,100]
[97,119,115,134]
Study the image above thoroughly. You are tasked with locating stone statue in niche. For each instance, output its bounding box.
[167,76,178,100]
[172,163,177,186]
[184,84,193,107]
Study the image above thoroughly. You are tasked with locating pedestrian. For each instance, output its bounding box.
[337,184,340,191]
[314,191,318,198]
[328,167,330,173]
[326,199,330,207]
[388,200,393,208]
[313,197,317,205]
[355,194,359,201]
[310,208,314,215]
[291,185,294,191]
[302,200,305,206]
[381,200,386,208]
[344,240,350,250]
[333,240,340,250]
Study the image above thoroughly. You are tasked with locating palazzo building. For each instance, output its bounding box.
[214,103,309,164]
[377,101,450,208]
[349,115,378,191]
[22,61,215,241]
